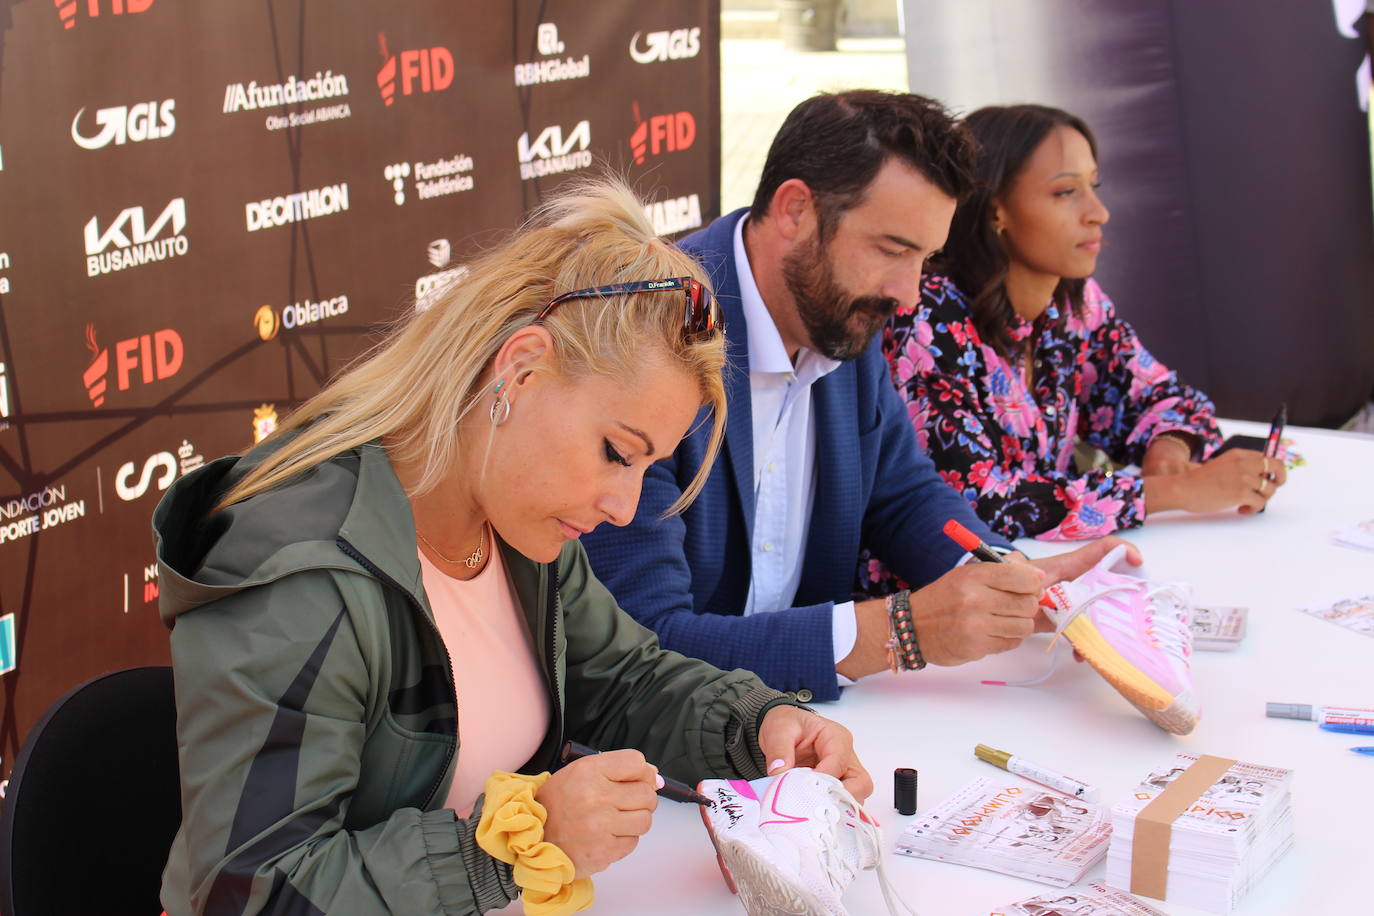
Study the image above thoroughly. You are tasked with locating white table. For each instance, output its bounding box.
[533,421,1374,915]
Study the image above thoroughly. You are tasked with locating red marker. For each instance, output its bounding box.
[943,519,1006,564]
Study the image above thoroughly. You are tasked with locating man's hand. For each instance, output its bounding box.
[537,749,660,879]
[757,705,873,802]
[907,561,1048,666]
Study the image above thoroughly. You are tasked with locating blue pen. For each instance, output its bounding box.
[1352,747,1374,756]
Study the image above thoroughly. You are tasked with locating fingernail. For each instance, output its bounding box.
[769,758,786,774]
[654,773,665,789]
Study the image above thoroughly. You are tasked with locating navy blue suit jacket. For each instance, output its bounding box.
[581,209,1011,701]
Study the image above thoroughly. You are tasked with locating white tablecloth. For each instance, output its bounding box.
[515,420,1374,915]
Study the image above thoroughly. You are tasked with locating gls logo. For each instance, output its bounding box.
[84,197,189,277]
[54,0,153,31]
[376,33,454,106]
[629,27,701,63]
[82,324,184,407]
[518,121,592,181]
[630,104,696,164]
[71,100,175,150]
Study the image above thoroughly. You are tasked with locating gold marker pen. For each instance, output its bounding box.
[974,744,1099,802]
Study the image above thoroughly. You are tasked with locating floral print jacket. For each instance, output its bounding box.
[879,274,1221,543]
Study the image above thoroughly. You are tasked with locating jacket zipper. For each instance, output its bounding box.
[337,537,458,809]
[545,564,565,761]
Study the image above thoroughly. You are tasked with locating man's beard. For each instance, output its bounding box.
[781,235,899,362]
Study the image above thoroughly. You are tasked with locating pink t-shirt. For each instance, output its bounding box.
[418,535,551,818]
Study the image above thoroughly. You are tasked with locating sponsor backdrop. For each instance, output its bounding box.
[0,0,719,782]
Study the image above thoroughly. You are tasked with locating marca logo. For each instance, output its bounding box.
[72,99,175,150]
[630,104,696,164]
[644,193,703,236]
[387,155,475,205]
[376,34,454,106]
[253,296,349,338]
[515,22,590,87]
[245,183,349,232]
[53,0,153,31]
[518,121,592,181]
[82,323,184,407]
[84,197,189,277]
[629,27,701,63]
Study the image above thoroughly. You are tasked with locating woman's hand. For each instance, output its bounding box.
[1141,434,1195,476]
[537,749,660,879]
[757,706,873,802]
[1144,448,1287,516]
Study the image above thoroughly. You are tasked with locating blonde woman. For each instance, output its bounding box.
[153,180,869,916]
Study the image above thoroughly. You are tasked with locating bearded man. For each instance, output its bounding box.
[582,91,1127,702]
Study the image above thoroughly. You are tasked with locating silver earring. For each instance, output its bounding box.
[490,389,511,426]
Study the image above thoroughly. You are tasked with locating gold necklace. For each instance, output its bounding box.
[417,524,485,569]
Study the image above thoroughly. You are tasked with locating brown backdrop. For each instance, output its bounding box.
[0,0,721,785]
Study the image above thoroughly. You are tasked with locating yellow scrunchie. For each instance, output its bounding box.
[475,770,594,916]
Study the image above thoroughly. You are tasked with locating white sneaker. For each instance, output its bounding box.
[698,768,919,916]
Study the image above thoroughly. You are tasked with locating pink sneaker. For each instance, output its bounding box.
[1037,544,1199,734]
[698,768,918,916]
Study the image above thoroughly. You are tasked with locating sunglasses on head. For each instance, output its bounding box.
[534,276,723,342]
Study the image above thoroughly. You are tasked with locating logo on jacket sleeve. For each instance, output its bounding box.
[376,33,454,106]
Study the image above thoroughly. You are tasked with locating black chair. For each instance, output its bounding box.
[0,666,181,916]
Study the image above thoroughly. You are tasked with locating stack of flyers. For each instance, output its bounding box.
[989,882,1168,915]
[1105,754,1294,914]
[895,777,1111,887]
[1190,606,1247,651]
[1299,593,1374,638]
[1332,519,1374,552]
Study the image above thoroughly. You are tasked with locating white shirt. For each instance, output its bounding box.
[733,218,860,672]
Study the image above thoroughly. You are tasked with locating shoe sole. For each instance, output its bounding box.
[1062,615,1198,735]
[699,804,833,916]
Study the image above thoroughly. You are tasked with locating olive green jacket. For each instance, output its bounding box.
[154,440,794,915]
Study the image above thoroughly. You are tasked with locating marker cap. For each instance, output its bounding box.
[974,744,1011,768]
[894,768,918,815]
[1266,703,1314,721]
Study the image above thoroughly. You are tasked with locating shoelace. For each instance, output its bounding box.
[814,783,923,916]
[983,579,1191,689]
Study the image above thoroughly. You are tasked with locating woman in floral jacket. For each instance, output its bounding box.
[868,105,1284,561]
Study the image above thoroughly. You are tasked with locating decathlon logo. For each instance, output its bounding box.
[645,194,703,236]
[72,100,175,150]
[629,27,701,64]
[518,121,592,181]
[82,324,184,407]
[515,22,590,86]
[245,183,349,231]
[630,104,696,165]
[376,34,454,106]
[84,197,188,277]
[53,0,152,31]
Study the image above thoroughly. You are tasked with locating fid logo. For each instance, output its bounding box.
[54,0,153,30]
[376,33,454,106]
[72,100,175,150]
[82,324,184,407]
[630,103,696,165]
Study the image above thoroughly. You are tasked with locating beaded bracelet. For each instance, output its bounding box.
[885,589,926,672]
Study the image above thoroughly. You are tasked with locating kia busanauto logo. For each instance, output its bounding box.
[84,198,188,277]
[72,100,175,149]
[517,121,592,181]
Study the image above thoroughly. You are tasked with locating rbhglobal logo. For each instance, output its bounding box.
[518,120,592,181]
[245,183,349,232]
[514,22,590,87]
[84,197,188,277]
